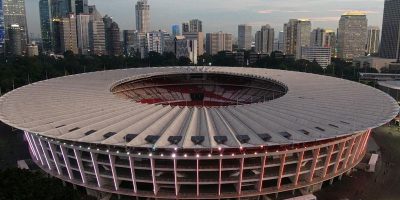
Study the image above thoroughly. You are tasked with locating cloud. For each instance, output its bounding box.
[328,9,380,14]
[257,9,312,14]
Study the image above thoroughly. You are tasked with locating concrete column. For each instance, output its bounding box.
[48,141,62,175]
[60,145,73,179]
[74,149,87,184]
[128,156,137,193]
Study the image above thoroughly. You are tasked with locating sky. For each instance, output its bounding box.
[26,0,385,38]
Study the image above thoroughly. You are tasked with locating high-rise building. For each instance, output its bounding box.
[366,26,380,55]
[310,28,326,47]
[39,0,53,52]
[135,0,150,33]
[273,31,284,52]
[60,14,78,54]
[7,24,22,56]
[283,19,299,56]
[88,5,105,55]
[255,25,274,54]
[301,46,332,67]
[76,14,90,54]
[324,30,336,57]
[337,12,368,60]
[205,32,233,55]
[123,30,139,56]
[0,0,4,54]
[26,43,39,57]
[51,0,76,18]
[182,22,189,34]
[103,15,122,56]
[238,24,252,50]
[296,19,311,59]
[164,36,198,64]
[172,24,180,37]
[3,0,28,54]
[189,19,202,33]
[146,30,167,54]
[183,32,204,56]
[379,0,400,59]
[75,0,88,14]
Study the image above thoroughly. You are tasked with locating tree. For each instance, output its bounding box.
[0,168,89,200]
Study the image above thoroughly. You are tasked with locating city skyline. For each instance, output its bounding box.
[25,0,384,38]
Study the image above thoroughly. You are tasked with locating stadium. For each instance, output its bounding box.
[0,67,398,199]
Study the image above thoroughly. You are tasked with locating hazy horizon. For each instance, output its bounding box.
[26,0,385,39]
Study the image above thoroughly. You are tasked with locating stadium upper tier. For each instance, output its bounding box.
[0,67,398,149]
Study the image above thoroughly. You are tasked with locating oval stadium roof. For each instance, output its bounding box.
[0,67,398,149]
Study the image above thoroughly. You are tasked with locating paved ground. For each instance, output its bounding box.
[315,125,400,200]
[0,122,30,170]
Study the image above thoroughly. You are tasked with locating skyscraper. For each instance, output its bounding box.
[183,32,204,56]
[88,5,106,55]
[0,0,4,54]
[146,30,167,54]
[255,25,274,54]
[283,19,299,56]
[135,0,150,33]
[366,26,380,55]
[60,14,78,54]
[238,24,252,50]
[189,19,202,33]
[76,14,90,54]
[39,0,53,52]
[103,15,122,56]
[7,24,22,56]
[379,0,400,59]
[123,30,139,56]
[75,0,89,14]
[51,0,76,19]
[3,0,28,54]
[172,25,180,37]
[296,20,311,59]
[164,36,198,64]
[205,32,232,55]
[182,22,189,34]
[310,28,326,47]
[337,12,368,60]
[324,30,337,57]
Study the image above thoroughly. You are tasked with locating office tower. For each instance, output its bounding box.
[88,5,105,55]
[172,24,180,37]
[337,12,368,60]
[75,0,89,14]
[283,19,299,56]
[39,0,53,52]
[301,46,332,67]
[7,24,22,55]
[255,25,274,54]
[324,30,336,57]
[0,0,4,53]
[76,14,90,54]
[164,36,198,64]
[310,28,326,47]
[51,0,76,18]
[183,32,204,56]
[205,32,233,55]
[238,24,252,50]
[135,0,150,33]
[182,22,189,33]
[189,19,202,32]
[60,14,78,54]
[123,30,139,56]
[103,15,122,56]
[379,0,400,59]
[3,0,28,54]
[273,31,284,52]
[366,26,380,55]
[296,20,311,59]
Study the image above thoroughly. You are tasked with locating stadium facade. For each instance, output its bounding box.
[0,67,398,199]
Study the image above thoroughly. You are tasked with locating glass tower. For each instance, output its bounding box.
[379,0,400,60]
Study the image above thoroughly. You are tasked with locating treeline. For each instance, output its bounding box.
[0,51,378,94]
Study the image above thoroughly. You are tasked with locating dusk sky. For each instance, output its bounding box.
[26,0,385,38]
